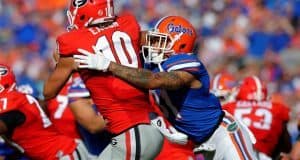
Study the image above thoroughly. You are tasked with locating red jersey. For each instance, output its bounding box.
[0,90,76,160]
[46,82,80,139]
[57,14,152,134]
[223,100,290,156]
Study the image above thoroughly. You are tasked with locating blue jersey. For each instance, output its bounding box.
[68,76,111,156]
[153,54,223,144]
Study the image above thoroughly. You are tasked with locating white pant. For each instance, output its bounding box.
[59,140,90,160]
[257,151,272,160]
[195,112,258,160]
[97,124,164,160]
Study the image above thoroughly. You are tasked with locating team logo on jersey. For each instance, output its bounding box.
[227,122,238,133]
[167,23,193,36]
[0,67,8,76]
[111,138,117,146]
[73,0,87,7]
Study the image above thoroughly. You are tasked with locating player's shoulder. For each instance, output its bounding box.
[0,91,27,113]
[272,102,290,113]
[116,13,141,38]
[167,53,200,63]
[57,29,88,43]
[117,13,139,25]
[162,53,201,71]
[222,101,237,108]
[56,29,91,57]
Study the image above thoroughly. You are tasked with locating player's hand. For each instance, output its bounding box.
[74,46,111,72]
[150,114,188,145]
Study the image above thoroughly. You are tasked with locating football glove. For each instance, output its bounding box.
[149,113,188,145]
[74,46,111,72]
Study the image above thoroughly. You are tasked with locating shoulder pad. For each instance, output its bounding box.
[56,30,87,57]
[0,91,25,114]
[162,54,201,72]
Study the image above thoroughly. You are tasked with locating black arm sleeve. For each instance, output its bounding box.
[0,111,26,133]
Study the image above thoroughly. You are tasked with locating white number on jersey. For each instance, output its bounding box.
[234,107,272,130]
[26,95,52,128]
[54,95,68,119]
[0,98,7,111]
[95,31,139,68]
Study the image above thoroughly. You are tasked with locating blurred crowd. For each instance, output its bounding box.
[0,0,300,141]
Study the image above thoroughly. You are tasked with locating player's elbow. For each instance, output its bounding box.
[43,88,56,100]
[86,126,103,134]
[78,117,106,134]
[84,123,105,134]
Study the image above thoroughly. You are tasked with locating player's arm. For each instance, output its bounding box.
[69,98,106,133]
[43,57,76,100]
[109,62,197,90]
[290,139,300,160]
[74,48,200,90]
[0,111,26,134]
[272,123,292,158]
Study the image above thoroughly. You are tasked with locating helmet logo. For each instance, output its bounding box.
[167,23,193,36]
[73,0,87,7]
[0,67,8,76]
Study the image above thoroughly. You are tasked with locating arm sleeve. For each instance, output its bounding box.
[0,111,26,133]
[162,55,203,77]
[68,77,90,104]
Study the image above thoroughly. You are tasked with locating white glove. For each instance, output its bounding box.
[74,46,111,72]
[150,115,188,145]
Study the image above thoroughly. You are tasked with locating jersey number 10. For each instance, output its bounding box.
[95,31,139,68]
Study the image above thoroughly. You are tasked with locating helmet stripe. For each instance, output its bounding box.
[154,16,172,30]
[107,0,111,16]
[252,76,262,101]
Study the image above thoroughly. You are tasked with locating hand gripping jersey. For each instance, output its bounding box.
[57,14,152,134]
[223,100,290,156]
[152,54,223,144]
[47,81,81,139]
[0,90,77,160]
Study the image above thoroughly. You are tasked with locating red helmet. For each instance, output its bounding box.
[142,16,197,64]
[67,0,115,30]
[237,76,267,101]
[0,64,16,93]
[211,73,236,97]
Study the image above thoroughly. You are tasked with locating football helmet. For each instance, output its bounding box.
[0,64,16,93]
[211,73,237,97]
[142,16,197,64]
[236,76,267,101]
[67,0,115,30]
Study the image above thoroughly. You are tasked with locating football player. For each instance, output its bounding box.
[0,64,90,160]
[68,73,111,159]
[46,79,82,140]
[75,15,257,160]
[223,76,291,159]
[43,0,164,159]
[211,73,238,105]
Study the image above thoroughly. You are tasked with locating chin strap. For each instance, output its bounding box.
[67,5,79,31]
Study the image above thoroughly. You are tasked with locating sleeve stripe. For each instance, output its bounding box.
[68,92,90,98]
[167,62,201,72]
[182,68,199,72]
[166,59,198,68]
